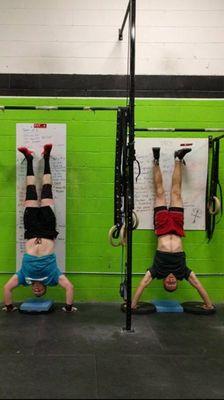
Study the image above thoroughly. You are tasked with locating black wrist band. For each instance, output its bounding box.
[65,304,72,312]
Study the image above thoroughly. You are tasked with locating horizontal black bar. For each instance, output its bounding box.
[1,271,224,277]
[0,105,120,111]
[135,128,224,133]
[212,134,224,142]
[0,74,224,98]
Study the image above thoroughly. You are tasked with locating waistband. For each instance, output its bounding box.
[154,206,184,212]
[155,250,185,257]
[23,252,56,261]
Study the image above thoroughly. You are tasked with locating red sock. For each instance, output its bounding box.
[18,147,33,159]
[42,144,53,158]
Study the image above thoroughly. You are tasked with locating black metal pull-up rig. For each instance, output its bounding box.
[118,0,224,332]
[118,0,136,332]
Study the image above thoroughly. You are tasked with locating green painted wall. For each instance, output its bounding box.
[0,97,223,304]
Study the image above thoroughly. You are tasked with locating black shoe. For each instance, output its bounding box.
[174,148,192,164]
[152,147,160,164]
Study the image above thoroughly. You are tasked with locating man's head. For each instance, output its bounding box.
[32,281,47,297]
[163,274,178,292]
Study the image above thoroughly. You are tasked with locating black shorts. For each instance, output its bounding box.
[24,206,59,240]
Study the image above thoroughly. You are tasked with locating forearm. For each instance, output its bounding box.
[3,288,13,306]
[188,273,213,308]
[58,276,75,306]
[196,286,213,307]
[2,275,19,308]
[132,284,145,308]
[132,272,152,308]
[65,286,74,305]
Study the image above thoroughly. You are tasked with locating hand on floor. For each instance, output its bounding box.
[202,303,215,310]
[62,305,78,313]
[2,304,18,312]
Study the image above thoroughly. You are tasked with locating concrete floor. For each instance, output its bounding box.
[0,302,224,399]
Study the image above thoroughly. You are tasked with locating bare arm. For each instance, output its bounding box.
[3,275,19,307]
[58,275,74,306]
[132,271,153,309]
[188,272,214,309]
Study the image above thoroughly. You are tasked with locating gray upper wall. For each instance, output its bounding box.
[0,0,223,76]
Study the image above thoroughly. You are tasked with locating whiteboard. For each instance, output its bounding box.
[134,138,208,230]
[16,123,66,271]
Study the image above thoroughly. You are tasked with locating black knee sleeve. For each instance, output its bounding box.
[41,184,53,199]
[26,185,38,201]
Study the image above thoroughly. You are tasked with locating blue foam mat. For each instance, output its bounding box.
[19,299,54,313]
[152,300,183,313]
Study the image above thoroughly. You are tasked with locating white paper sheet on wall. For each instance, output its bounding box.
[134,138,209,230]
[16,123,66,271]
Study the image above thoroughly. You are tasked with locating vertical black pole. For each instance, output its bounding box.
[125,0,136,331]
[114,107,128,230]
[114,109,123,228]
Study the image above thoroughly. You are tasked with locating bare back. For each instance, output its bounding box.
[157,234,183,253]
[25,238,55,257]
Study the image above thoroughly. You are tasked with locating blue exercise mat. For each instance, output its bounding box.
[19,298,54,314]
[152,300,183,313]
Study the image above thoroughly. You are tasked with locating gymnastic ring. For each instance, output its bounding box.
[208,196,221,216]
[108,225,122,247]
[120,224,127,246]
[132,211,139,229]
[120,219,139,246]
[118,212,139,246]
